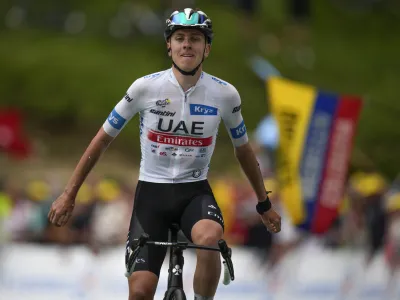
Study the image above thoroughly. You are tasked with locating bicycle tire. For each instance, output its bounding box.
[169,288,186,300]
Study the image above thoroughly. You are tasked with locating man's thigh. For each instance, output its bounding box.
[179,185,224,242]
[126,181,171,277]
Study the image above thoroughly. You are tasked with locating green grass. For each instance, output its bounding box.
[1,1,400,177]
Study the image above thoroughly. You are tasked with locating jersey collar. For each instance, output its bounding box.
[168,68,205,91]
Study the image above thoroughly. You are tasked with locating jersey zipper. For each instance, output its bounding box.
[171,89,188,182]
[173,87,193,182]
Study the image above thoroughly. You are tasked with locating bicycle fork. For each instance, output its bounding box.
[167,227,184,289]
[168,247,184,288]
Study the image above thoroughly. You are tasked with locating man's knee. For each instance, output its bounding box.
[192,219,223,246]
[128,271,158,300]
[128,290,150,300]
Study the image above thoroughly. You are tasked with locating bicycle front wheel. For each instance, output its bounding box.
[169,288,186,300]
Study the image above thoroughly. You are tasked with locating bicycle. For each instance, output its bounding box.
[125,223,235,300]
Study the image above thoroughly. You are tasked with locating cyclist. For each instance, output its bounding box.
[48,8,281,300]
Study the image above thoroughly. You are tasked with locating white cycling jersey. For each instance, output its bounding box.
[103,68,248,183]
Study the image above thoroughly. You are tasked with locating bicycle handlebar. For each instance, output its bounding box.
[125,233,235,285]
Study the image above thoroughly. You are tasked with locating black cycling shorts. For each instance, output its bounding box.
[126,180,224,277]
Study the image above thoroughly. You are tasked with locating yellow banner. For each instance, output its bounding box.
[267,77,316,224]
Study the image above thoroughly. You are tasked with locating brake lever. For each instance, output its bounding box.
[136,233,150,247]
[125,233,149,278]
[218,240,235,281]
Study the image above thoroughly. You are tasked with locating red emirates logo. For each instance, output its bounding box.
[148,131,213,147]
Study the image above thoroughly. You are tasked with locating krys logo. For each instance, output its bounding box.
[190,104,218,116]
[107,109,126,130]
[230,120,247,139]
[156,98,171,108]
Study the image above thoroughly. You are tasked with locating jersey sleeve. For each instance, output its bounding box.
[220,86,249,147]
[102,78,144,137]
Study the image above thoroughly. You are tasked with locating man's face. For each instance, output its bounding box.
[167,28,211,72]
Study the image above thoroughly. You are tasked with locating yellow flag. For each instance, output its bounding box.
[268,77,316,224]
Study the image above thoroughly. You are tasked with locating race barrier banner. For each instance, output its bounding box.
[0,243,399,300]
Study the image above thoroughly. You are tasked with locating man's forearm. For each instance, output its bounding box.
[235,143,268,202]
[64,128,114,198]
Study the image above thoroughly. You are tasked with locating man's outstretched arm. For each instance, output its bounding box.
[48,128,114,227]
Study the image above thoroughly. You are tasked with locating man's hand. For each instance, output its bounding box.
[261,208,281,233]
[48,193,75,227]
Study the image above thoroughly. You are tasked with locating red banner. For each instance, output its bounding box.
[0,109,31,159]
[311,96,363,233]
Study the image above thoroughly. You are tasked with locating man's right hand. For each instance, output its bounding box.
[48,193,76,227]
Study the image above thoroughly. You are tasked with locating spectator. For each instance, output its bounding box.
[24,179,53,242]
[91,178,132,249]
[236,177,279,262]
[4,178,50,242]
[384,177,400,273]
[348,170,388,264]
[0,190,13,243]
[211,175,238,244]
[253,114,279,176]
[68,181,97,245]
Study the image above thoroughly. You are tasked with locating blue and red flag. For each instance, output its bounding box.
[268,77,362,233]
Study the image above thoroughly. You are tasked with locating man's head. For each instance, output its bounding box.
[164,8,213,76]
[167,28,211,74]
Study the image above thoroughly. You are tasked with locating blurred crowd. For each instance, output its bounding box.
[1,137,399,274]
[0,174,134,251]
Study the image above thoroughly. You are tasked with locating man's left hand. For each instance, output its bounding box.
[261,208,281,233]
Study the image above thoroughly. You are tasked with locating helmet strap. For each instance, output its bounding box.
[171,47,206,77]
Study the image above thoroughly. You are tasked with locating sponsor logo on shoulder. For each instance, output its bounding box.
[107,109,126,130]
[230,120,247,139]
[190,104,218,116]
[150,109,175,117]
[211,76,228,86]
[232,104,241,113]
[156,98,171,108]
[124,93,133,102]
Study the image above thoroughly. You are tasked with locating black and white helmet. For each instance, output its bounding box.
[164,8,213,44]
